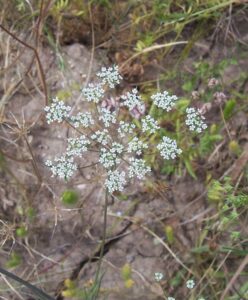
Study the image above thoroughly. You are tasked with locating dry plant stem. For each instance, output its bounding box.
[219,105,231,140]
[220,254,248,300]
[141,224,195,276]
[1,275,26,300]
[23,135,42,184]
[0,24,48,106]
[95,190,109,283]
[120,41,188,70]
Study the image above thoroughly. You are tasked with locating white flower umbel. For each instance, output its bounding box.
[70,112,94,128]
[128,158,151,179]
[127,137,148,155]
[45,155,77,180]
[157,136,182,160]
[121,88,144,112]
[91,129,111,146]
[99,107,117,127]
[97,65,122,88]
[151,91,178,112]
[82,83,104,103]
[44,97,71,124]
[186,279,195,289]
[105,170,126,193]
[66,135,90,156]
[141,115,160,134]
[117,121,136,138]
[185,107,207,133]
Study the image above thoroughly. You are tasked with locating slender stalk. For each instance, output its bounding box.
[94,190,109,285]
[0,267,55,300]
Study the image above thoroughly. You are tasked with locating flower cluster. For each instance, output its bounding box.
[127,137,148,155]
[45,155,77,180]
[121,88,144,112]
[97,65,122,88]
[99,107,117,127]
[44,97,71,124]
[157,137,182,160]
[105,170,126,193]
[70,112,94,128]
[128,158,151,179]
[99,143,124,169]
[141,115,160,134]
[66,136,90,156]
[118,121,136,137]
[185,107,207,133]
[82,83,104,103]
[44,64,208,192]
[151,91,178,111]
[91,129,111,146]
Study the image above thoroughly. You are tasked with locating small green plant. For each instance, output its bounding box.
[121,263,134,288]
[61,189,79,205]
[16,226,28,237]
[6,252,22,269]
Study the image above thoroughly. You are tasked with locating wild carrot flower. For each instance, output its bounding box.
[44,64,208,193]
[127,137,148,155]
[105,170,126,193]
[185,107,207,133]
[44,97,71,124]
[121,88,144,112]
[151,91,178,111]
[128,158,151,179]
[82,83,104,103]
[141,115,160,134]
[97,65,122,88]
[157,137,182,160]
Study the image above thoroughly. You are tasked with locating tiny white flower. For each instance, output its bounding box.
[121,88,144,112]
[97,65,122,88]
[45,155,77,180]
[198,298,205,300]
[154,272,164,282]
[185,107,207,133]
[168,297,175,300]
[105,170,126,193]
[44,97,71,124]
[128,158,151,179]
[186,279,195,289]
[151,91,178,111]
[127,137,148,155]
[141,115,160,134]
[82,83,104,103]
[91,129,111,145]
[70,112,94,128]
[99,107,117,127]
[157,136,182,160]
[66,135,90,156]
[118,121,136,138]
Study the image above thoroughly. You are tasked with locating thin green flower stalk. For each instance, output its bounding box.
[44,65,208,193]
